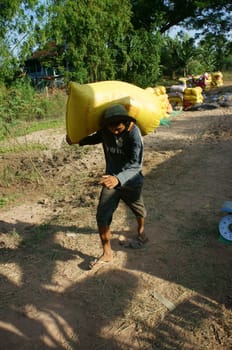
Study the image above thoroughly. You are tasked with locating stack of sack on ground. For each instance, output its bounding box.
[66,80,166,144]
[202,71,223,89]
[146,85,186,126]
[149,85,173,117]
[152,86,173,125]
[183,87,204,110]
[167,81,187,110]
[211,72,223,87]
[188,73,210,90]
[184,72,223,90]
[203,73,212,90]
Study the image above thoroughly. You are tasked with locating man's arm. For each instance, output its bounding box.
[79,131,102,146]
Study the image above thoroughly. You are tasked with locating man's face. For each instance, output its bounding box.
[107,122,126,135]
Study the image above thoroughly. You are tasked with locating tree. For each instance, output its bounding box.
[130,0,232,36]
[43,0,133,83]
[160,34,199,78]
[1,0,231,86]
[43,0,163,86]
[0,0,39,38]
[198,33,232,70]
[125,29,162,87]
[0,38,18,83]
[0,0,46,84]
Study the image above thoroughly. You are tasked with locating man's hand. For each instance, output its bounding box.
[66,135,72,145]
[99,175,119,189]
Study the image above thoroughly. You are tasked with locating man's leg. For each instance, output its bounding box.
[136,216,145,236]
[120,185,148,245]
[94,187,120,263]
[98,225,114,261]
[136,216,148,243]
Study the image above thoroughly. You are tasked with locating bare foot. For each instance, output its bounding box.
[89,253,114,270]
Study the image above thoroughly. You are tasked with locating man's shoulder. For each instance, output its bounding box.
[129,123,142,137]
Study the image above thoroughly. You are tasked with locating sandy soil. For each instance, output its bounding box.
[0,86,232,350]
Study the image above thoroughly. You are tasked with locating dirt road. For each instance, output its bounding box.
[0,90,232,349]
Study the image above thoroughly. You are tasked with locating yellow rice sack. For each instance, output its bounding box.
[211,71,223,87]
[66,80,164,144]
[168,96,183,109]
[184,96,204,103]
[184,87,203,96]
[145,86,171,114]
[152,86,166,96]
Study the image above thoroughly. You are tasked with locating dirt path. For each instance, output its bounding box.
[0,96,232,349]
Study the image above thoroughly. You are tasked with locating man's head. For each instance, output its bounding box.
[102,104,135,134]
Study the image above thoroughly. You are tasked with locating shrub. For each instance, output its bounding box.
[0,80,67,141]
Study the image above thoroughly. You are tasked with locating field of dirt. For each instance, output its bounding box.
[0,85,232,349]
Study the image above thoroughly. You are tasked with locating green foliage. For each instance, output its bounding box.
[160,35,199,78]
[0,80,66,141]
[0,1,47,85]
[0,197,7,208]
[0,37,18,82]
[0,143,47,154]
[125,30,161,87]
[130,0,232,36]
[222,55,232,71]
[184,2,232,37]
[186,60,207,76]
[160,30,229,78]
[42,0,163,87]
[198,33,232,71]
[0,1,35,37]
[45,0,133,83]
[0,0,231,86]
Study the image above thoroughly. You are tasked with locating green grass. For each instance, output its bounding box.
[0,85,67,142]
[0,197,8,208]
[0,142,48,154]
[0,118,65,143]
[0,193,20,208]
[20,118,64,134]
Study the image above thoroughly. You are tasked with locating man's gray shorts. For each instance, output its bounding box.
[96,184,146,227]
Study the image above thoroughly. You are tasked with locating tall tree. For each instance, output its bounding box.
[0,0,45,83]
[198,33,231,70]
[160,34,199,78]
[44,0,133,83]
[130,0,232,36]
[0,0,39,38]
[160,30,232,78]
[41,0,163,86]
[126,29,161,87]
